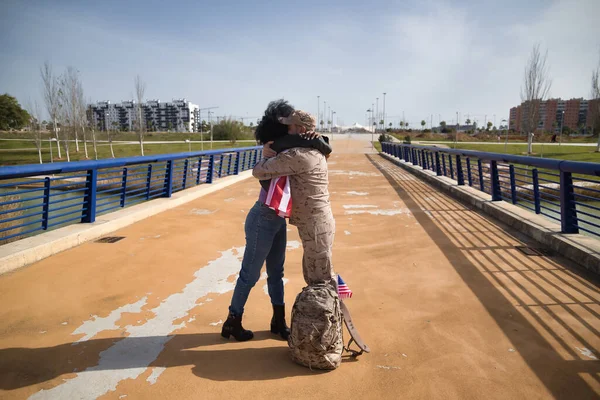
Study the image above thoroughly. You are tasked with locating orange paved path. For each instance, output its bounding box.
[0,136,599,399]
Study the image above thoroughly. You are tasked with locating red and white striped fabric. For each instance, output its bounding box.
[265,176,292,218]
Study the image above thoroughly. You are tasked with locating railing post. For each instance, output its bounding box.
[449,154,454,179]
[560,171,579,234]
[442,154,447,176]
[120,167,128,207]
[146,164,153,200]
[218,154,224,178]
[466,158,473,186]
[196,156,203,185]
[478,159,484,191]
[532,169,541,214]
[241,151,247,171]
[182,159,189,189]
[164,160,174,197]
[234,151,241,175]
[423,151,428,170]
[42,177,51,230]
[227,153,233,175]
[207,155,214,184]
[490,161,502,201]
[456,155,464,185]
[435,152,441,176]
[509,165,517,204]
[82,169,98,223]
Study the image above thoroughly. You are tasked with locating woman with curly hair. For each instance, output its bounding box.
[221,100,331,342]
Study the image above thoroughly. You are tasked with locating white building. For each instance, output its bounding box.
[88,99,200,133]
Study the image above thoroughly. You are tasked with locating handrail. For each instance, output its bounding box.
[381,142,600,237]
[0,146,260,180]
[0,146,263,244]
[404,144,600,176]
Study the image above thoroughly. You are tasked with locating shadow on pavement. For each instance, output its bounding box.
[367,153,600,399]
[0,331,326,390]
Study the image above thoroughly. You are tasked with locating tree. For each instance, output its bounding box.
[487,121,493,131]
[25,100,43,163]
[0,94,30,130]
[86,104,99,160]
[521,43,552,154]
[399,121,404,130]
[41,62,62,159]
[249,121,254,128]
[591,52,600,151]
[389,122,393,129]
[465,118,471,125]
[421,120,426,130]
[320,120,324,130]
[134,75,146,156]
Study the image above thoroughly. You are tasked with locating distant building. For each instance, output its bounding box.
[509,98,600,133]
[88,99,200,133]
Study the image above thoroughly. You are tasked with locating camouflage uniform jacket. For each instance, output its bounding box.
[252,147,331,226]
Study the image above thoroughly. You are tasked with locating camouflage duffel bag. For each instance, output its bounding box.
[288,282,343,370]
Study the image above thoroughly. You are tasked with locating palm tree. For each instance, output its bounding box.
[486,121,493,131]
[421,120,426,130]
[465,118,471,125]
[399,121,404,130]
[389,122,393,129]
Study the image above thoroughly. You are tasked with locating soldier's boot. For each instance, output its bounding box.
[221,312,254,341]
[270,304,290,340]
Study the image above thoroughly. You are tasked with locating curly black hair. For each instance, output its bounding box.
[254,99,294,144]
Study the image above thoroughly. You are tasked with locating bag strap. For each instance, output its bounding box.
[340,299,370,357]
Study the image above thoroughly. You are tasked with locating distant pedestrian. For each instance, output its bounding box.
[551,134,557,143]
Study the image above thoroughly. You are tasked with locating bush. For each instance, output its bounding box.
[211,118,254,143]
[403,135,411,144]
[378,133,393,143]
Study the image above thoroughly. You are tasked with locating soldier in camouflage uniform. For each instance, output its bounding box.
[253,110,336,286]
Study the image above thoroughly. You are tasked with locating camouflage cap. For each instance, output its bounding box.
[278,110,316,130]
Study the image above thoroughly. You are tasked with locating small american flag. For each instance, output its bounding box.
[337,275,353,299]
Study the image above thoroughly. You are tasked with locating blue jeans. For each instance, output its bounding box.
[229,201,287,316]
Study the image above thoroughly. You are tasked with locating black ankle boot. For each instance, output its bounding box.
[221,312,254,341]
[270,304,290,340]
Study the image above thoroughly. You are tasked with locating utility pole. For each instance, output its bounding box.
[376,98,379,131]
[383,92,386,132]
[317,96,320,132]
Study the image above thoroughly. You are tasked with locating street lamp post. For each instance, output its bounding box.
[455,111,459,149]
[560,110,565,146]
[323,101,326,132]
[383,92,386,132]
[502,119,508,151]
[317,96,320,132]
[376,97,379,131]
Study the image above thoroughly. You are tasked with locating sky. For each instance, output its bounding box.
[1,0,599,128]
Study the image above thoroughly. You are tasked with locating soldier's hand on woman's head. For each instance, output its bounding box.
[300,131,320,140]
[263,141,276,159]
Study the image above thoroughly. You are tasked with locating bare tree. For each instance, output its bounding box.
[26,100,44,164]
[86,102,99,160]
[40,62,62,159]
[592,52,600,152]
[520,43,552,154]
[134,75,146,156]
[75,79,89,159]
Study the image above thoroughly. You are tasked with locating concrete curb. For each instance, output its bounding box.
[380,152,600,276]
[0,171,254,275]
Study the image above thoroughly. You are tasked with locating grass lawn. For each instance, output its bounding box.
[451,143,600,163]
[0,136,257,166]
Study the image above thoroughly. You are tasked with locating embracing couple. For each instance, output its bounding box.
[221,99,336,341]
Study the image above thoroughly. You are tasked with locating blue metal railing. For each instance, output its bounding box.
[0,146,262,244]
[382,142,600,238]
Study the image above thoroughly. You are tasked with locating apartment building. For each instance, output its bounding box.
[509,98,599,133]
[88,99,200,133]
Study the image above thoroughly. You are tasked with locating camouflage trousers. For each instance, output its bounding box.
[296,215,336,286]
